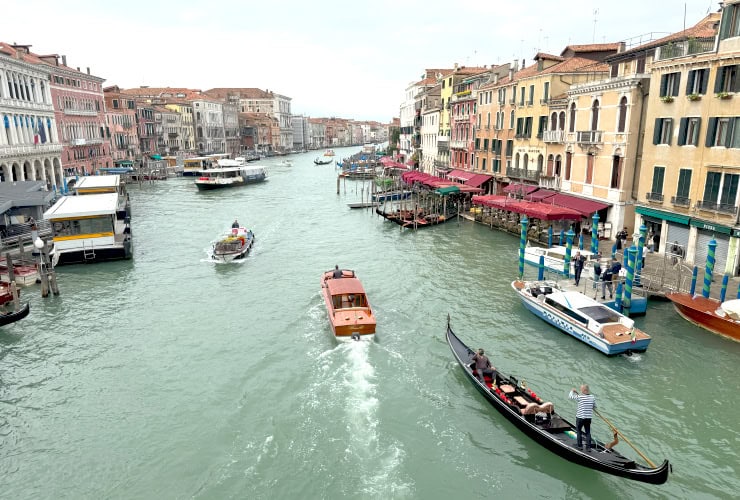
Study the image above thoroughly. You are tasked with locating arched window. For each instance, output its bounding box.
[547,154,554,176]
[487,112,490,128]
[510,110,515,129]
[537,154,544,173]
[591,100,600,131]
[558,111,566,131]
[569,103,576,132]
[550,112,557,130]
[586,153,595,184]
[554,155,562,176]
[515,152,520,168]
[523,153,529,170]
[617,97,628,132]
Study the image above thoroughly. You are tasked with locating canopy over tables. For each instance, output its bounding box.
[401,171,482,193]
[379,156,410,169]
[447,169,493,188]
[503,183,539,195]
[472,195,582,220]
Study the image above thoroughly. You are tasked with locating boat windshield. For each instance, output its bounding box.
[578,306,621,324]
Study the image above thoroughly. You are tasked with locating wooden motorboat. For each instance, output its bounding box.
[446,317,670,484]
[511,280,651,355]
[0,260,39,286]
[320,269,376,341]
[0,282,19,305]
[212,227,255,262]
[666,292,740,342]
[0,302,30,327]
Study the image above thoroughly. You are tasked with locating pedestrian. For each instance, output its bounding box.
[573,251,586,286]
[231,219,240,228]
[616,227,628,250]
[569,385,597,451]
[670,241,680,266]
[601,259,622,299]
[652,231,660,253]
[592,257,603,298]
[647,230,655,252]
[642,245,647,268]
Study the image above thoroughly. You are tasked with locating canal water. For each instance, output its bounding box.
[2,147,739,499]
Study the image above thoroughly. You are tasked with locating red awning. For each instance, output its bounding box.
[472,196,581,220]
[447,169,493,188]
[525,189,557,202]
[503,183,539,195]
[548,193,610,216]
[402,171,482,193]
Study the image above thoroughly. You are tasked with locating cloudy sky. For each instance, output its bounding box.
[4,0,717,122]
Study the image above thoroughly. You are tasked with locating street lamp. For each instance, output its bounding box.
[34,237,44,250]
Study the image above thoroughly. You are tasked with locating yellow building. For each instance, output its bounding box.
[634,10,740,276]
[164,102,195,153]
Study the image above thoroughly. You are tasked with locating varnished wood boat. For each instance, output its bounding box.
[446,317,670,484]
[666,292,740,342]
[320,269,376,341]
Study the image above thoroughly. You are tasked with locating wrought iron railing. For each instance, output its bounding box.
[645,192,664,202]
[670,195,690,207]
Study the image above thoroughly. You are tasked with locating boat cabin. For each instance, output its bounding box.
[542,290,635,333]
[72,175,129,220]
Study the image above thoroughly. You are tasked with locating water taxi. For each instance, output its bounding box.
[320,269,376,341]
[666,293,740,342]
[72,174,130,220]
[194,163,267,191]
[324,149,335,157]
[512,280,651,355]
[43,192,132,266]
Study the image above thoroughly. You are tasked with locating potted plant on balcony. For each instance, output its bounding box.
[716,91,732,100]
[660,95,674,103]
[686,93,701,101]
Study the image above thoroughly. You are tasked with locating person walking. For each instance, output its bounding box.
[573,251,586,286]
[569,385,597,451]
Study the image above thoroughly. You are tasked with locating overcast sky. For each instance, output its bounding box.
[4,0,717,122]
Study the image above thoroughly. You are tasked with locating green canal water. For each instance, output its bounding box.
[1,147,739,499]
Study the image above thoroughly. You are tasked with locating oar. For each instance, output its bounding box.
[595,409,656,468]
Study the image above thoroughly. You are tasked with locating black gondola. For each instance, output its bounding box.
[0,302,30,327]
[446,317,670,485]
[314,158,333,165]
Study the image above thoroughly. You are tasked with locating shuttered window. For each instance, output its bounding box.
[714,65,739,93]
[651,166,665,195]
[686,68,709,95]
[676,169,692,199]
[660,72,681,97]
[703,172,722,203]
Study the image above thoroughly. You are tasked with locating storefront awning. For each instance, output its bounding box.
[548,193,610,216]
[447,169,493,188]
[636,206,690,225]
[503,183,539,195]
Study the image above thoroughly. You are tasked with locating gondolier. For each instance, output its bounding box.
[569,385,597,451]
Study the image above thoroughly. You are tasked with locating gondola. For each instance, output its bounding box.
[446,316,670,485]
[314,157,333,165]
[0,302,30,327]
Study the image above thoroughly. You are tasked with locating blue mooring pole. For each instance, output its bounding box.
[564,229,575,278]
[548,226,553,249]
[538,255,545,280]
[720,274,729,302]
[518,216,528,279]
[690,266,698,296]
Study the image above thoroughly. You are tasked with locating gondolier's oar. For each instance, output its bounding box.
[595,409,656,468]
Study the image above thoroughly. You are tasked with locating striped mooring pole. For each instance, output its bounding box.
[702,239,717,299]
[611,243,617,260]
[591,212,599,255]
[634,224,647,287]
[579,232,584,250]
[519,216,528,279]
[564,229,575,278]
[548,226,553,249]
[624,246,637,315]
[538,255,545,280]
[615,282,623,312]
[690,266,698,296]
[720,275,729,302]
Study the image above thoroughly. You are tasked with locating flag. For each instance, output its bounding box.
[630,327,636,344]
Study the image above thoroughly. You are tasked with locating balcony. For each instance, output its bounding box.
[450,140,467,149]
[655,37,715,61]
[539,175,561,190]
[0,143,63,156]
[70,138,104,146]
[543,130,564,143]
[506,167,541,181]
[670,195,691,207]
[697,200,739,215]
[576,130,603,145]
[63,108,98,116]
[645,192,664,203]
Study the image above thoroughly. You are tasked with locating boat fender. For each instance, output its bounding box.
[351,332,360,341]
[520,379,527,389]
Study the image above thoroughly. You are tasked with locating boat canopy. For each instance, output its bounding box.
[74,175,121,191]
[44,193,118,219]
[326,278,367,295]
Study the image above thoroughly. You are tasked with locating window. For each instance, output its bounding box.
[617,97,627,132]
[676,169,692,199]
[585,154,594,184]
[509,110,515,129]
[610,64,618,78]
[537,116,547,139]
[543,82,549,102]
[719,3,740,40]
[721,174,739,206]
[511,86,517,103]
[653,118,673,145]
[590,100,600,130]
[524,117,532,138]
[481,158,487,171]
[528,85,534,105]
[516,117,524,137]
[678,117,701,146]
[703,172,722,205]
[569,103,576,132]
[651,166,666,195]
[686,68,709,95]
[112,99,119,109]
[714,65,739,93]
[564,152,572,180]
[505,140,513,157]
[610,155,622,189]
[706,117,740,147]
[520,87,525,106]
[660,72,681,97]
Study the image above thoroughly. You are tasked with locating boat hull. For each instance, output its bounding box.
[514,286,650,355]
[320,270,376,341]
[195,177,265,190]
[667,293,740,342]
[446,322,670,484]
[213,231,254,262]
[0,302,30,327]
[53,243,133,266]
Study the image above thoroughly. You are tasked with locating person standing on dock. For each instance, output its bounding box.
[573,251,586,286]
[569,385,597,451]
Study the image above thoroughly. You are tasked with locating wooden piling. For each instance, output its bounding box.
[5,252,15,283]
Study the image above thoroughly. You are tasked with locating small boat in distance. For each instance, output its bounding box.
[0,259,39,286]
[212,226,255,262]
[314,157,333,165]
[320,269,376,341]
[446,317,670,484]
[666,292,740,342]
[194,163,267,190]
[324,149,335,157]
[511,280,651,355]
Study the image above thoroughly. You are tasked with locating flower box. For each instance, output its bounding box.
[660,95,674,103]
[686,94,701,101]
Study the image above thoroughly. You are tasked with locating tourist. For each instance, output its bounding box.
[652,231,661,253]
[670,241,681,266]
[332,265,343,278]
[616,227,628,250]
[569,385,597,450]
[592,258,603,298]
[573,251,586,286]
[647,230,655,252]
[601,259,622,299]
[471,348,495,384]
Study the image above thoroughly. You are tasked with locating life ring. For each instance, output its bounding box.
[232,228,239,235]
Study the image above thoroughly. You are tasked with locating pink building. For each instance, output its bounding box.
[103,86,140,164]
[43,55,112,175]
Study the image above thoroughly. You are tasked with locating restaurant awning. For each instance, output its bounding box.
[401,171,482,193]
[525,189,557,202]
[436,186,460,196]
[503,183,539,195]
[548,193,610,216]
[472,195,581,220]
[447,169,493,188]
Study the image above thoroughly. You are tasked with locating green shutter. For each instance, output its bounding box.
[686,71,695,94]
[672,73,680,96]
[706,117,718,147]
[725,117,737,148]
[714,67,724,93]
[678,118,687,145]
[653,118,661,145]
[659,75,668,96]
[700,69,709,94]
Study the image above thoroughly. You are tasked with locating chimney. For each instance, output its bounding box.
[87,67,90,74]
[522,59,526,69]
[62,55,67,66]
[454,62,459,70]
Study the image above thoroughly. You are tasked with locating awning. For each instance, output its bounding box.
[503,183,539,195]
[436,186,460,196]
[525,189,557,202]
[401,171,482,193]
[150,154,162,160]
[447,169,493,188]
[636,206,690,225]
[114,160,133,166]
[548,193,610,216]
[472,195,582,220]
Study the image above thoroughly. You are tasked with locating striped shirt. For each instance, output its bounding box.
[569,391,597,419]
